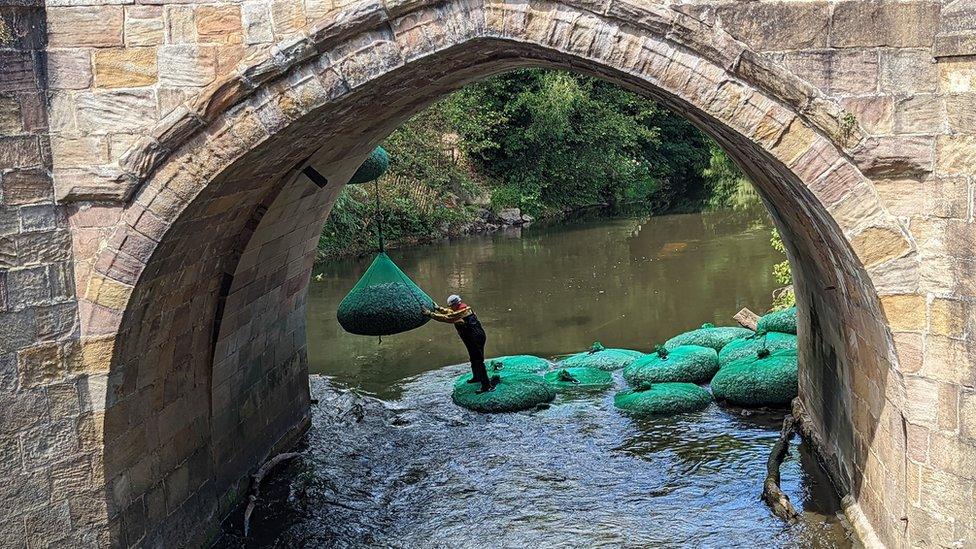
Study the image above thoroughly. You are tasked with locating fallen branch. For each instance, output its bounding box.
[244,452,301,537]
[762,415,801,523]
[733,307,760,331]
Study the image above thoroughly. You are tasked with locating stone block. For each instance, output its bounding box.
[46,49,93,90]
[125,5,164,47]
[51,136,110,168]
[923,176,969,219]
[0,137,41,170]
[0,51,37,94]
[880,49,938,94]
[271,0,307,36]
[17,341,61,389]
[242,0,275,45]
[880,294,926,332]
[831,1,940,48]
[893,94,945,134]
[945,93,976,132]
[165,5,197,44]
[923,336,974,386]
[19,205,57,233]
[157,45,218,87]
[0,96,21,135]
[94,47,158,88]
[1,169,52,205]
[48,6,124,48]
[939,57,976,94]
[929,298,967,338]
[715,1,828,51]
[849,225,912,268]
[196,5,243,45]
[85,275,132,311]
[785,49,879,96]
[853,136,933,178]
[903,375,940,428]
[75,90,158,134]
[936,134,976,175]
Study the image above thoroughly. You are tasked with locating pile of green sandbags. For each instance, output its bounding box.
[711,349,798,407]
[663,323,754,352]
[559,342,643,371]
[614,382,712,417]
[336,252,434,336]
[348,146,390,184]
[544,367,614,392]
[623,345,718,385]
[718,332,797,367]
[452,372,555,413]
[757,306,797,335]
[485,355,550,374]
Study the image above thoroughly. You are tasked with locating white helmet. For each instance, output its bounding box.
[447,294,462,306]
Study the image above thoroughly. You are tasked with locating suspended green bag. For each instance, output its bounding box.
[348,146,390,185]
[711,349,798,408]
[623,345,719,386]
[544,367,614,392]
[614,382,712,417]
[663,323,754,352]
[559,342,643,371]
[757,306,797,335]
[452,372,555,413]
[718,332,797,367]
[336,252,434,336]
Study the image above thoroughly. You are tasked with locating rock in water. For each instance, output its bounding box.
[711,350,798,408]
[623,345,719,385]
[336,252,434,336]
[614,382,712,417]
[348,146,390,184]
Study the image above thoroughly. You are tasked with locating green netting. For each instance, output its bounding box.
[663,323,755,352]
[622,345,719,386]
[757,307,797,335]
[543,367,614,392]
[336,252,434,336]
[613,382,712,417]
[348,146,390,185]
[710,349,798,408]
[558,342,643,371]
[718,332,797,367]
[452,372,555,413]
[484,355,551,374]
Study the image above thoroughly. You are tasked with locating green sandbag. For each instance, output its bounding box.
[613,382,712,417]
[544,367,614,392]
[485,355,551,374]
[663,323,754,352]
[559,342,643,371]
[348,146,390,184]
[622,345,719,385]
[711,349,798,408]
[336,252,434,336]
[718,332,797,367]
[757,307,797,335]
[452,372,555,413]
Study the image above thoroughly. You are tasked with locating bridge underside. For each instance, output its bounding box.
[1,0,975,547]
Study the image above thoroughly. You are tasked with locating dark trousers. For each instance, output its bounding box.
[457,324,487,383]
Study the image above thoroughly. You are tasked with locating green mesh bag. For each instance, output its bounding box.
[613,382,712,417]
[711,349,798,408]
[663,323,754,352]
[622,345,719,386]
[757,306,797,335]
[544,367,614,392]
[718,332,797,367]
[452,372,555,413]
[348,146,390,185]
[485,355,551,374]
[336,252,434,336]
[559,342,643,371]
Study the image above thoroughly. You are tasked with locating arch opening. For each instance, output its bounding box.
[84,5,909,546]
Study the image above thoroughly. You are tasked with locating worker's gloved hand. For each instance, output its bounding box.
[421,307,432,317]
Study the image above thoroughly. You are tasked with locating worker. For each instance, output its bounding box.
[425,294,496,393]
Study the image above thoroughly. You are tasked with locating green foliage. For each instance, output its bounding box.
[770,229,796,311]
[703,143,761,211]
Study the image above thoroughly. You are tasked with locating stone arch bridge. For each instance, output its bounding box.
[1,0,975,546]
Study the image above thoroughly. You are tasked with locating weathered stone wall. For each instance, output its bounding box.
[0,0,973,547]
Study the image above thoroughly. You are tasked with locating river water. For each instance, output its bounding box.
[216,207,857,548]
